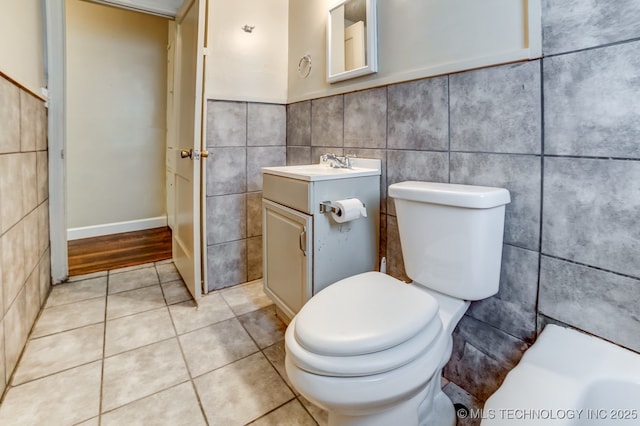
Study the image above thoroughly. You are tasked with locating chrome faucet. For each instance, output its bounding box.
[321,153,355,169]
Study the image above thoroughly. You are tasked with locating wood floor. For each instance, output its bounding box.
[68,227,172,276]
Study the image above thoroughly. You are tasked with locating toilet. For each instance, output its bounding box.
[284,181,511,426]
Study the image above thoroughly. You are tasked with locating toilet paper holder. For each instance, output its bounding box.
[319,200,365,214]
[319,201,338,214]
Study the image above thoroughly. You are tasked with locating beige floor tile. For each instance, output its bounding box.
[238,305,287,349]
[102,338,189,412]
[250,399,317,426]
[108,266,160,294]
[0,361,102,425]
[67,270,107,282]
[46,276,107,307]
[219,279,273,316]
[180,317,258,378]
[156,262,181,283]
[298,396,329,426]
[77,417,100,426]
[101,382,206,426]
[31,297,105,338]
[105,307,176,357]
[194,352,294,425]
[108,262,155,274]
[262,341,296,394]
[161,279,192,305]
[13,323,104,385]
[106,285,165,320]
[168,293,235,335]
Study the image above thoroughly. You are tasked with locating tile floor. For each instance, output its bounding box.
[0,260,328,425]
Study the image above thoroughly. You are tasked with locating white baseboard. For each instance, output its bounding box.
[67,216,168,240]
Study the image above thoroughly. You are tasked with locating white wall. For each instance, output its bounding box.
[0,0,46,95]
[65,0,168,233]
[205,0,289,104]
[288,0,541,102]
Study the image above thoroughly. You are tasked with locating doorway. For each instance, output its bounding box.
[64,0,171,275]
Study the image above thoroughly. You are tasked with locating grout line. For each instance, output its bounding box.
[535,57,545,334]
[98,270,110,425]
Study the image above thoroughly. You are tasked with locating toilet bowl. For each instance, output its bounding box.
[284,181,511,426]
[482,325,640,425]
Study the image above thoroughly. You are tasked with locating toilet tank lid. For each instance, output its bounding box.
[389,181,510,209]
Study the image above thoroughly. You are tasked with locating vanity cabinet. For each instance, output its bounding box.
[262,166,380,321]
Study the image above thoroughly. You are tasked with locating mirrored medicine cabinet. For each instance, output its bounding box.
[326,0,378,83]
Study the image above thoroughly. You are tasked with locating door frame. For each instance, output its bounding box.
[44,0,68,284]
[45,0,208,285]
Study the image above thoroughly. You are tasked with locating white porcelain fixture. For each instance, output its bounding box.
[482,324,640,425]
[285,181,511,426]
[261,157,381,181]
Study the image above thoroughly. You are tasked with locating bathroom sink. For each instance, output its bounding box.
[262,158,381,181]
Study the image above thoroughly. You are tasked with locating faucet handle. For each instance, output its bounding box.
[345,153,357,168]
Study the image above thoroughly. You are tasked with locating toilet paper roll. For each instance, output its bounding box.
[331,198,367,223]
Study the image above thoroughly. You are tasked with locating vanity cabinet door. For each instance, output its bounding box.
[263,199,313,319]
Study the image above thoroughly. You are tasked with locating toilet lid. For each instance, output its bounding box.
[294,271,440,357]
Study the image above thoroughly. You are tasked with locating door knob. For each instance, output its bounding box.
[180,149,192,159]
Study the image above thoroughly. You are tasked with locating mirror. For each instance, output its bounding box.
[327,0,377,84]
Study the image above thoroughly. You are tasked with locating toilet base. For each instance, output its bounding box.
[325,371,455,426]
[418,378,456,426]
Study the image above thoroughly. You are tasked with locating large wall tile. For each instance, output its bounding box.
[37,201,49,257]
[248,103,285,146]
[467,244,539,342]
[450,153,541,251]
[206,147,246,196]
[39,250,51,306]
[344,88,386,149]
[20,90,39,152]
[543,157,640,278]
[0,78,20,154]
[286,146,311,166]
[286,101,310,146]
[444,315,527,400]
[0,319,4,394]
[4,287,28,377]
[544,41,640,158]
[247,147,286,192]
[387,150,448,215]
[207,240,247,291]
[247,236,262,281]
[23,208,40,278]
[36,151,48,204]
[385,215,408,283]
[206,194,246,245]
[36,103,47,151]
[2,220,25,313]
[387,150,448,186]
[450,61,541,155]
[540,256,640,352]
[311,95,343,148]
[246,192,262,238]
[387,77,448,151]
[542,0,640,55]
[0,153,25,232]
[206,101,246,148]
[21,152,37,214]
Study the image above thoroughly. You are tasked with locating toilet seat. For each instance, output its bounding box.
[287,272,445,377]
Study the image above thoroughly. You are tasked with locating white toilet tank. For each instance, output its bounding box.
[388,181,510,300]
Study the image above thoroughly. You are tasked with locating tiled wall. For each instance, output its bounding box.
[285,2,640,401]
[0,74,51,396]
[205,100,286,291]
